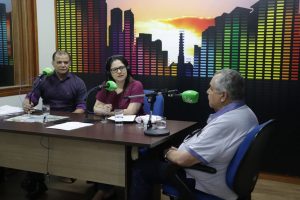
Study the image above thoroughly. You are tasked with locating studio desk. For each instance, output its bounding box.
[0,112,197,199]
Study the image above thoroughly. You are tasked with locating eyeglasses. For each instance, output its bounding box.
[110,66,126,73]
[56,61,69,65]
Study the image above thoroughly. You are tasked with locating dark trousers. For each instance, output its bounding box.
[0,167,5,182]
[21,172,46,192]
[129,159,195,200]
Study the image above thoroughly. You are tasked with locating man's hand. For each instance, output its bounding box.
[164,146,178,161]
[23,98,34,113]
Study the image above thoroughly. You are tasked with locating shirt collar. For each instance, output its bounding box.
[207,100,245,124]
[53,71,71,81]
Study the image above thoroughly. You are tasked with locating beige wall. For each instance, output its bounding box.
[36,0,56,69]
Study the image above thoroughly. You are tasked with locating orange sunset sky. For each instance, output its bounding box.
[107,0,259,64]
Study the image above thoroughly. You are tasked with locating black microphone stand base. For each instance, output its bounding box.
[144,128,170,136]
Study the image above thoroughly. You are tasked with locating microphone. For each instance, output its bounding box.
[39,67,54,79]
[102,80,118,91]
[176,90,199,104]
[86,80,118,96]
[125,89,199,136]
[125,89,199,104]
[84,80,117,122]
[85,80,117,102]
[28,67,54,105]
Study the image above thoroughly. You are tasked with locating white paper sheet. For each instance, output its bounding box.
[46,121,93,131]
[108,115,136,122]
[0,105,23,116]
[5,114,69,123]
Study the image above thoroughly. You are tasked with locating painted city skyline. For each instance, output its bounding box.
[107,0,259,64]
[56,0,300,80]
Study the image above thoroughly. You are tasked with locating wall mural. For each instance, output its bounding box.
[56,0,299,80]
[56,0,300,176]
[0,0,13,87]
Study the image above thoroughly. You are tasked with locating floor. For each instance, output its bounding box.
[0,170,91,200]
[1,169,300,200]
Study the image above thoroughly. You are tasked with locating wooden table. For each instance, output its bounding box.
[0,112,197,198]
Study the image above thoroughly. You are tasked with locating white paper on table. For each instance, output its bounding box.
[5,114,69,123]
[0,105,23,116]
[108,115,136,122]
[46,121,93,131]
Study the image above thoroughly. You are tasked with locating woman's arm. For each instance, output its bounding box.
[121,80,143,115]
[93,100,113,116]
[123,102,142,115]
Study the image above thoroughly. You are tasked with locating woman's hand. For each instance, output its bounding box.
[102,104,113,115]
[94,100,113,116]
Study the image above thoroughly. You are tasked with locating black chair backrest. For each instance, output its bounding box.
[232,119,277,198]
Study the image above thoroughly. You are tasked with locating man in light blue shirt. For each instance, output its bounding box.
[129,69,258,200]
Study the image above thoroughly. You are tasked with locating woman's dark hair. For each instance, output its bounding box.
[105,55,132,89]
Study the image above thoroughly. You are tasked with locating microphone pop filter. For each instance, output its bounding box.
[181,90,199,104]
[41,67,54,76]
[105,80,117,91]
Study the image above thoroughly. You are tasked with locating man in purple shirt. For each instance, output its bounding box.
[23,50,87,113]
[21,50,87,199]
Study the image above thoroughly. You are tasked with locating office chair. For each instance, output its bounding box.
[143,89,164,116]
[162,119,277,200]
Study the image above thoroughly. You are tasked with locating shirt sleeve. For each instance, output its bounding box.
[127,80,144,103]
[180,121,227,164]
[96,86,108,103]
[26,77,42,106]
[74,77,87,110]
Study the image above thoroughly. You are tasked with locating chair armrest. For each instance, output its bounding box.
[188,163,217,174]
[164,162,217,200]
[165,162,217,179]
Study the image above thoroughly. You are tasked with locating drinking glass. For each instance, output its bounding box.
[101,114,109,123]
[114,109,124,126]
[136,119,145,129]
[155,117,167,129]
[42,104,50,116]
[42,104,50,123]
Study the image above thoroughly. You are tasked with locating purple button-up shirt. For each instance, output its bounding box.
[27,72,87,112]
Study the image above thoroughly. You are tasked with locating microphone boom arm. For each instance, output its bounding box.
[28,76,45,105]
[125,89,179,99]
[84,85,106,119]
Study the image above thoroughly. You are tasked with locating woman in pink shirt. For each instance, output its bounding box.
[94,55,144,116]
[92,55,144,200]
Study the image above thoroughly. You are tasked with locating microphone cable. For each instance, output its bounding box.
[18,76,36,110]
[39,135,51,182]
